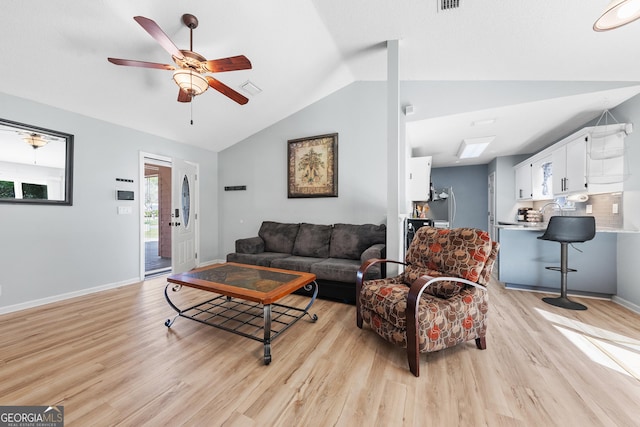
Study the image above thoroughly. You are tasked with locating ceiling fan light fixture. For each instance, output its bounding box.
[594,0,640,31]
[23,133,49,149]
[172,69,209,96]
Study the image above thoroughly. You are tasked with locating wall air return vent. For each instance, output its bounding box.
[439,0,460,11]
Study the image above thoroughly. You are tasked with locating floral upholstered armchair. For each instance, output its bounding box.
[356,227,499,377]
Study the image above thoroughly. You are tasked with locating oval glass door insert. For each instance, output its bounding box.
[181,175,190,228]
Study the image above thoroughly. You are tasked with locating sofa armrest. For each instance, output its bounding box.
[360,243,386,262]
[235,236,265,254]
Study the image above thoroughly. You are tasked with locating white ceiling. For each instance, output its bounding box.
[1,1,640,167]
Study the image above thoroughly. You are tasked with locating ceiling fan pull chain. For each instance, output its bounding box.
[190,71,194,125]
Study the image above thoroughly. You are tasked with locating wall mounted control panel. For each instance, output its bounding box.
[116,190,135,200]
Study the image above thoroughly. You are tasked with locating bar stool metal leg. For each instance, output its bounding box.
[542,242,587,310]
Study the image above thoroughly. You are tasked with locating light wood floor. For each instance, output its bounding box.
[1,276,639,427]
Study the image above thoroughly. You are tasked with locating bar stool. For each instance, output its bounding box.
[537,216,596,310]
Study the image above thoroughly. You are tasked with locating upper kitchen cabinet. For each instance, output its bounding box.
[515,162,532,200]
[511,122,632,202]
[514,154,552,201]
[407,156,432,201]
[531,155,553,200]
[552,134,587,196]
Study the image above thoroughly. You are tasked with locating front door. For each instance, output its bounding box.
[171,158,198,274]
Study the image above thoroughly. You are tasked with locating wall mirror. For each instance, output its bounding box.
[0,118,74,205]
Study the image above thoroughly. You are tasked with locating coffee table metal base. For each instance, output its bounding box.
[164,281,318,365]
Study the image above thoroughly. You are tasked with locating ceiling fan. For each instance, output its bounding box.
[108,14,251,105]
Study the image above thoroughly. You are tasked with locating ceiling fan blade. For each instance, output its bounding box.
[133,16,184,59]
[177,89,192,103]
[204,55,252,73]
[108,58,175,70]
[206,77,249,105]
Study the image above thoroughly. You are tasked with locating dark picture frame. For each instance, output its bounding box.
[287,133,338,198]
[0,118,74,206]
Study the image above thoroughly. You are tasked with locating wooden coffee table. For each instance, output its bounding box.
[164,262,318,365]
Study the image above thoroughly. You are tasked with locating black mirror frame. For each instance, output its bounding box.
[0,118,74,206]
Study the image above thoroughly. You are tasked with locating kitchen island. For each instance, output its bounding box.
[496,223,637,298]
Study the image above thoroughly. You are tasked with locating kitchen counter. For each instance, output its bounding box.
[497,226,618,297]
[496,221,638,233]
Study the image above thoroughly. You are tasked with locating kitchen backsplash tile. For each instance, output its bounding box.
[532,193,623,228]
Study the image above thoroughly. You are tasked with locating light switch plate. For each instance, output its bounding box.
[118,206,132,215]
[612,203,619,214]
[586,205,592,214]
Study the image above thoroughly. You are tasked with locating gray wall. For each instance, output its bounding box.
[609,95,640,310]
[0,93,219,311]
[218,82,388,255]
[430,164,489,230]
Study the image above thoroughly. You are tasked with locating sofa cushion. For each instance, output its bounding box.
[329,223,386,260]
[258,221,300,254]
[271,256,322,273]
[401,268,467,299]
[226,252,290,267]
[311,258,376,283]
[292,223,332,258]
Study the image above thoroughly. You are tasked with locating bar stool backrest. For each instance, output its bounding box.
[538,216,596,243]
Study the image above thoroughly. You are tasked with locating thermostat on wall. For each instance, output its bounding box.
[116,190,134,201]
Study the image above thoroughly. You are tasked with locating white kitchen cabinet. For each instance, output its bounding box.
[511,123,630,203]
[586,129,626,194]
[407,156,432,201]
[515,163,532,200]
[552,134,587,195]
[531,155,553,200]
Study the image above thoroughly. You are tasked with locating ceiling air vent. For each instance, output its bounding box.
[439,0,460,11]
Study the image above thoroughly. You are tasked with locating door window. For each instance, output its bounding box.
[181,175,190,228]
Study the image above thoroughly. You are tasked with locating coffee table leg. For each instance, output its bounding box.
[263,304,272,365]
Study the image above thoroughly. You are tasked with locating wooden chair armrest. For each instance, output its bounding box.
[405,275,487,376]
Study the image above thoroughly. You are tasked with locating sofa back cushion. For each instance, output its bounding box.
[258,221,300,253]
[329,223,386,260]
[292,223,332,258]
[405,227,493,285]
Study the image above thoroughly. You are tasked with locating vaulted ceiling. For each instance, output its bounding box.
[2,1,640,166]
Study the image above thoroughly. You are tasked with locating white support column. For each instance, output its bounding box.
[386,40,402,276]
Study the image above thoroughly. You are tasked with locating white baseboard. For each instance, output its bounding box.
[611,295,640,315]
[0,277,140,316]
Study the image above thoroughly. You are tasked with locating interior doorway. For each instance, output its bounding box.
[143,157,172,276]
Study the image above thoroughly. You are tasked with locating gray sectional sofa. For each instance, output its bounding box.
[226,221,387,303]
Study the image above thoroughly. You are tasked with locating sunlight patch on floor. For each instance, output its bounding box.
[536,308,640,381]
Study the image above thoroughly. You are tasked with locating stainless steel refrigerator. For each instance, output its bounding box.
[425,187,456,228]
